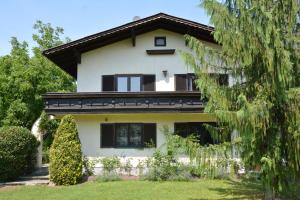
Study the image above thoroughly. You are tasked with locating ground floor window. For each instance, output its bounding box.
[101,123,156,148]
[174,122,217,145]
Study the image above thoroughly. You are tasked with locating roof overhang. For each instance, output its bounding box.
[42,13,215,79]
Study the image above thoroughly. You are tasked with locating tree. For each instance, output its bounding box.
[49,115,82,185]
[0,21,75,129]
[182,0,300,199]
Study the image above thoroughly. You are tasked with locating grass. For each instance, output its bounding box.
[0,179,299,200]
[0,179,263,200]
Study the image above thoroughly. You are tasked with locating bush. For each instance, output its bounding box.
[143,150,192,181]
[122,159,133,176]
[82,155,96,176]
[0,126,39,181]
[101,156,121,174]
[49,115,82,185]
[136,160,145,176]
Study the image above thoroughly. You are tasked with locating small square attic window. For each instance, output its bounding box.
[154,37,166,46]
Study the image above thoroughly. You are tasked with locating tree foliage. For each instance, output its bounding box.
[39,111,60,150]
[49,115,82,185]
[182,0,300,199]
[0,21,75,129]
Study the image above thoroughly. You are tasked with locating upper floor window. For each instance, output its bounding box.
[175,73,197,91]
[154,36,166,46]
[102,74,155,92]
[175,73,229,91]
[117,75,141,92]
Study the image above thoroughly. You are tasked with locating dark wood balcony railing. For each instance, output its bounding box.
[43,92,205,114]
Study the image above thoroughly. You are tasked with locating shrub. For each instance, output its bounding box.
[143,150,193,181]
[136,160,145,176]
[0,126,39,181]
[49,115,82,185]
[144,151,175,181]
[82,155,96,176]
[122,159,133,176]
[101,156,121,174]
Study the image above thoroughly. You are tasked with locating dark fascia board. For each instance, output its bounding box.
[42,13,215,78]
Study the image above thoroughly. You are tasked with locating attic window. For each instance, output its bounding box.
[154,37,166,46]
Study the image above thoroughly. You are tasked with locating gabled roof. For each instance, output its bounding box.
[43,13,215,78]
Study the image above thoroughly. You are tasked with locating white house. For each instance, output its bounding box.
[42,13,229,171]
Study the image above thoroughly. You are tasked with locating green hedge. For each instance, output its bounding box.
[0,126,39,181]
[49,115,82,185]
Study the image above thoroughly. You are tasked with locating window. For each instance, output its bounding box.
[101,123,156,148]
[154,37,166,46]
[115,124,142,147]
[175,74,197,91]
[116,75,141,92]
[175,73,229,91]
[174,122,216,145]
[102,75,155,92]
[130,77,141,92]
[187,74,197,91]
[117,77,128,92]
[209,73,229,86]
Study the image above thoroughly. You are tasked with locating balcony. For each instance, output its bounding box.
[43,92,205,115]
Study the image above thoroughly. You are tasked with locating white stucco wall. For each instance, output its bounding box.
[77,29,222,92]
[75,113,215,157]
[73,113,216,174]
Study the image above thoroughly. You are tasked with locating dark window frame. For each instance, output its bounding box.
[100,123,156,148]
[154,36,166,47]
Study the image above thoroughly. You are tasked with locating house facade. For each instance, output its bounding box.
[42,13,229,169]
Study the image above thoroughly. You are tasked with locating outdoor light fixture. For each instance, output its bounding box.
[162,70,168,77]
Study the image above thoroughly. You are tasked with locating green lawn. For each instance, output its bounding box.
[0,179,298,200]
[0,179,261,200]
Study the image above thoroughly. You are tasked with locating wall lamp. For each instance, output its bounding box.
[162,70,168,78]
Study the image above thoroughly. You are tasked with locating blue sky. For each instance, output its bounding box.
[0,0,210,56]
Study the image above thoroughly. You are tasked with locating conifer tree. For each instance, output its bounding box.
[182,0,300,199]
[49,115,82,185]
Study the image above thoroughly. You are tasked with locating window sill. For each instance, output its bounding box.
[146,49,175,55]
[100,147,156,149]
